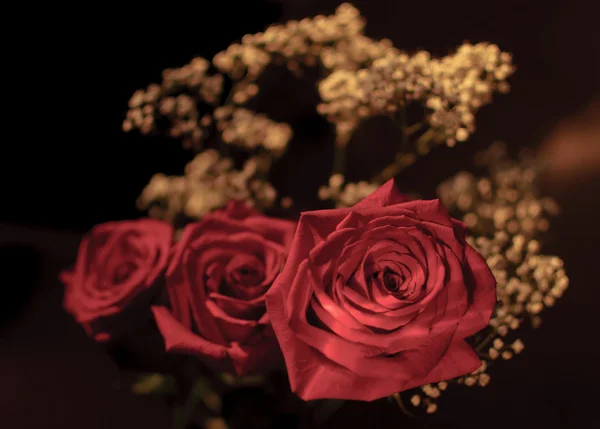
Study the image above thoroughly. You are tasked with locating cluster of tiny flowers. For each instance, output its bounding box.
[320,35,398,72]
[437,142,558,239]
[214,3,364,82]
[123,1,512,174]
[426,43,514,145]
[318,43,514,146]
[317,69,366,144]
[407,143,568,414]
[123,57,224,149]
[214,106,292,156]
[318,174,378,207]
[137,150,276,222]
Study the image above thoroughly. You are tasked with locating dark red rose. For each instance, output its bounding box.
[60,219,173,341]
[266,180,497,401]
[213,199,262,221]
[152,201,296,376]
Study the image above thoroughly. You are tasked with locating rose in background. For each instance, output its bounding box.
[152,201,296,376]
[266,180,497,401]
[60,219,173,341]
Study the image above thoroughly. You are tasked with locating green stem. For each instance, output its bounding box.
[404,122,423,136]
[171,378,220,429]
[415,128,437,149]
[332,143,346,176]
[371,105,414,184]
[392,393,415,418]
[399,106,408,149]
[475,330,497,353]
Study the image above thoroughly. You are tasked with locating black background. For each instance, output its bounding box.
[1,1,599,428]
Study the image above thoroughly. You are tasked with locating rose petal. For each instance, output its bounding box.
[208,292,266,320]
[454,245,497,339]
[152,306,231,370]
[402,340,481,390]
[268,279,462,401]
[352,179,411,209]
[206,300,259,343]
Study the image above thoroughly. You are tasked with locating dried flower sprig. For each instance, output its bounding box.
[214,106,292,156]
[125,4,514,226]
[317,42,514,149]
[405,143,568,414]
[123,58,224,149]
[318,174,378,207]
[213,3,366,80]
[137,149,276,222]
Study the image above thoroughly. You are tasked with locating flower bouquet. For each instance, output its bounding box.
[61,4,568,428]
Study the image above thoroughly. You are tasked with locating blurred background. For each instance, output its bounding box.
[1,1,598,428]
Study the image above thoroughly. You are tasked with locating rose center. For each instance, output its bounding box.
[224,254,266,291]
[111,261,137,284]
[382,268,403,292]
[231,265,263,287]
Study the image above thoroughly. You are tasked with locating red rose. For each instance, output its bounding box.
[265,180,496,401]
[152,202,296,376]
[60,219,173,341]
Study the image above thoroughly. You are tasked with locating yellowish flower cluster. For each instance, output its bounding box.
[320,35,397,72]
[124,2,512,191]
[438,143,558,238]
[318,43,514,146]
[137,150,276,222]
[318,174,379,207]
[214,106,292,156]
[317,69,366,145]
[123,57,223,149]
[427,43,513,145]
[213,3,365,82]
[407,143,568,414]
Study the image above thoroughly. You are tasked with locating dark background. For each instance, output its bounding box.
[1,1,599,428]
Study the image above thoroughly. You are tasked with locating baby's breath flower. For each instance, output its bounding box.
[511,339,525,354]
[123,57,223,149]
[426,403,438,414]
[317,42,513,148]
[213,3,365,88]
[319,175,378,208]
[137,150,276,222]
[215,107,292,156]
[478,373,491,387]
[419,142,569,413]
[280,196,293,209]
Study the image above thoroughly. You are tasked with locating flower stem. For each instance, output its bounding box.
[475,330,498,353]
[332,143,346,176]
[392,392,415,418]
[371,106,416,184]
[399,106,408,149]
[171,378,220,429]
[371,120,439,183]
[404,122,423,136]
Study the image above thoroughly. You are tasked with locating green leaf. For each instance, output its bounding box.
[131,373,177,395]
[172,377,223,429]
[218,373,265,387]
[190,377,222,413]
